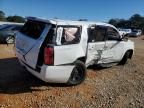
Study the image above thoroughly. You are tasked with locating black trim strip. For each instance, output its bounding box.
[55,63,74,66]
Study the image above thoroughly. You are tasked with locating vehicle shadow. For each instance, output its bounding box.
[87,64,110,70]
[0,57,106,94]
[0,57,68,94]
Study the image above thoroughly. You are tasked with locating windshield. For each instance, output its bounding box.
[20,20,46,39]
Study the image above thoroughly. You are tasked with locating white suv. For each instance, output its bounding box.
[15,17,134,85]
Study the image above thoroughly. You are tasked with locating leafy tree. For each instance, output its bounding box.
[108,14,144,33]
[129,14,142,22]
[108,18,120,26]
[7,15,25,23]
[0,10,6,21]
[129,14,144,29]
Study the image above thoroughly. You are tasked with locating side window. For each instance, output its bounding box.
[60,26,81,45]
[107,27,120,40]
[88,26,106,42]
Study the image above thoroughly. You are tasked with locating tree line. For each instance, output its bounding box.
[108,14,144,33]
[0,10,25,23]
[1,10,144,33]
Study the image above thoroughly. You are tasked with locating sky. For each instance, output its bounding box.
[0,0,144,22]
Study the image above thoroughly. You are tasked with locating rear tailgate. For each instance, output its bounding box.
[15,20,51,69]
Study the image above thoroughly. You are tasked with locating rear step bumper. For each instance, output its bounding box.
[19,60,74,83]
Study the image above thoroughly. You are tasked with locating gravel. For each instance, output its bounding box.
[0,37,144,108]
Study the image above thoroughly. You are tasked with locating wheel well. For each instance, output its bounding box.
[127,49,133,59]
[77,57,86,63]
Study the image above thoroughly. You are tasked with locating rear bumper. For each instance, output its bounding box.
[18,59,74,83]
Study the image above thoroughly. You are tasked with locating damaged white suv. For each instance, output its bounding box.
[15,17,134,85]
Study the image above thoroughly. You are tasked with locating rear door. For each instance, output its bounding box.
[54,25,86,65]
[86,25,106,66]
[15,20,51,69]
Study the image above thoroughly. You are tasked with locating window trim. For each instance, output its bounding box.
[88,25,107,43]
[55,25,82,46]
[106,27,121,41]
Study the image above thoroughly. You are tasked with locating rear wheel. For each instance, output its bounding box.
[6,36,14,44]
[68,60,86,85]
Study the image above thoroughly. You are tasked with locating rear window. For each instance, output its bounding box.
[20,20,45,39]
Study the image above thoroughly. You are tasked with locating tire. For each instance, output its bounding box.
[6,36,14,44]
[119,51,130,65]
[67,60,86,85]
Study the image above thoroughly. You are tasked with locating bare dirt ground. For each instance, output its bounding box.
[0,36,144,108]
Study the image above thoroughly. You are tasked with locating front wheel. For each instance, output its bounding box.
[119,51,130,65]
[67,60,86,85]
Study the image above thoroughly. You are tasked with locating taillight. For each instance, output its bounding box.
[44,47,54,65]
